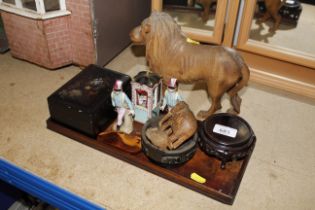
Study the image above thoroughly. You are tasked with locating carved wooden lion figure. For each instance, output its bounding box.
[130,12,250,119]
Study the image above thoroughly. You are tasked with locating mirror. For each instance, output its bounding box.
[163,0,218,35]
[152,0,228,44]
[249,0,315,55]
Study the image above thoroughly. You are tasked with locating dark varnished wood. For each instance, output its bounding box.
[47,118,255,205]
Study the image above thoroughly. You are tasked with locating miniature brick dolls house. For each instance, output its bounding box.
[0,0,91,69]
[131,71,162,124]
[0,0,150,69]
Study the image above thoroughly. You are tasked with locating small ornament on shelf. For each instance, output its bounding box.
[131,71,163,124]
[160,78,183,112]
[111,80,135,134]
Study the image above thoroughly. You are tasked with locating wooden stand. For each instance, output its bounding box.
[47,118,255,205]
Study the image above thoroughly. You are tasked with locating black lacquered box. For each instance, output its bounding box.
[48,64,131,137]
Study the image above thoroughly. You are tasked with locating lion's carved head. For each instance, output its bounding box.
[130,12,184,46]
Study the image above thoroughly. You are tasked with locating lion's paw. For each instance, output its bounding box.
[197,110,209,120]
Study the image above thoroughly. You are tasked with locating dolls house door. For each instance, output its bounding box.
[93,0,151,66]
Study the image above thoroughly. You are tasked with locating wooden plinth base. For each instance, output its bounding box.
[46,118,255,205]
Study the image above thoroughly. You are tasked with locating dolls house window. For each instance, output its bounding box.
[136,89,148,108]
[44,0,61,12]
[21,0,36,11]
[0,0,69,19]
[2,0,14,4]
[44,0,60,12]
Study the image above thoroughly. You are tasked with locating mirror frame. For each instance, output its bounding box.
[151,0,228,44]
[236,0,315,69]
[222,0,240,47]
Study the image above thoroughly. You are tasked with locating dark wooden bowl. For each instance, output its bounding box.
[141,116,198,167]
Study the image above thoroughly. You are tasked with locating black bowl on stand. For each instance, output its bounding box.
[198,113,256,169]
[141,116,198,167]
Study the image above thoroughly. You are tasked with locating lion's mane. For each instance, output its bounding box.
[144,12,187,66]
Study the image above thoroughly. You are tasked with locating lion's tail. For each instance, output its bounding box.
[236,58,250,90]
[224,47,250,90]
[224,47,250,113]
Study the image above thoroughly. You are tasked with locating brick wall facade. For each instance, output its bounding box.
[1,0,95,69]
[67,0,95,67]
[2,12,54,68]
[44,16,73,68]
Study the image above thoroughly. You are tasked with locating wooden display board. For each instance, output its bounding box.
[47,119,255,205]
